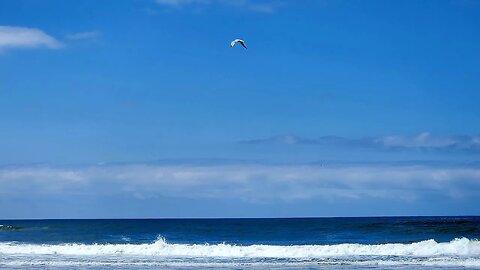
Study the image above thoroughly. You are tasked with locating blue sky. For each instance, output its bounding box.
[0,0,479,218]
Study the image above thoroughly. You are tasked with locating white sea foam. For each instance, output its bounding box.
[0,237,479,258]
[2,258,480,268]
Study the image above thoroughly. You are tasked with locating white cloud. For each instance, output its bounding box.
[220,0,281,13]
[373,133,480,153]
[375,132,457,148]
[154,0,282,13]
[243,133,480,153]
[65,31,101,41]
[1,163,479,203]
[0,26,62,51]
[156,0,210,6]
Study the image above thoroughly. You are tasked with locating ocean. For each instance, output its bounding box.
[0,217,479,269]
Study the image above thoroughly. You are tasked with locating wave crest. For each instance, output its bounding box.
[1,237,479,258]
[0,224,22,231]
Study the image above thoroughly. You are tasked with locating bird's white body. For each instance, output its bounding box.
[230,39,247,49]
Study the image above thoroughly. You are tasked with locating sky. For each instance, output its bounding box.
[0,0,480,219]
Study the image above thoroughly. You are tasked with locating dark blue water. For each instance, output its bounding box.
[1,217,480,269]
[1,216,479,245]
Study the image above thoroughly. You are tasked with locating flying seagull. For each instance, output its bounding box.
[230,39,247,49]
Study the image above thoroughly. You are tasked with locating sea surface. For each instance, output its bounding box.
[1,217,479,269]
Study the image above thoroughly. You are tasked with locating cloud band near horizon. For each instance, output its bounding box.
[1,163,479,204]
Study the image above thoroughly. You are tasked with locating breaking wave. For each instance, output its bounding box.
[0,224,22,231]
[0,237,479,258]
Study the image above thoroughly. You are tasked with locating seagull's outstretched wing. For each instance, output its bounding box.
[230,39,247,49]
[238,40,247,49]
